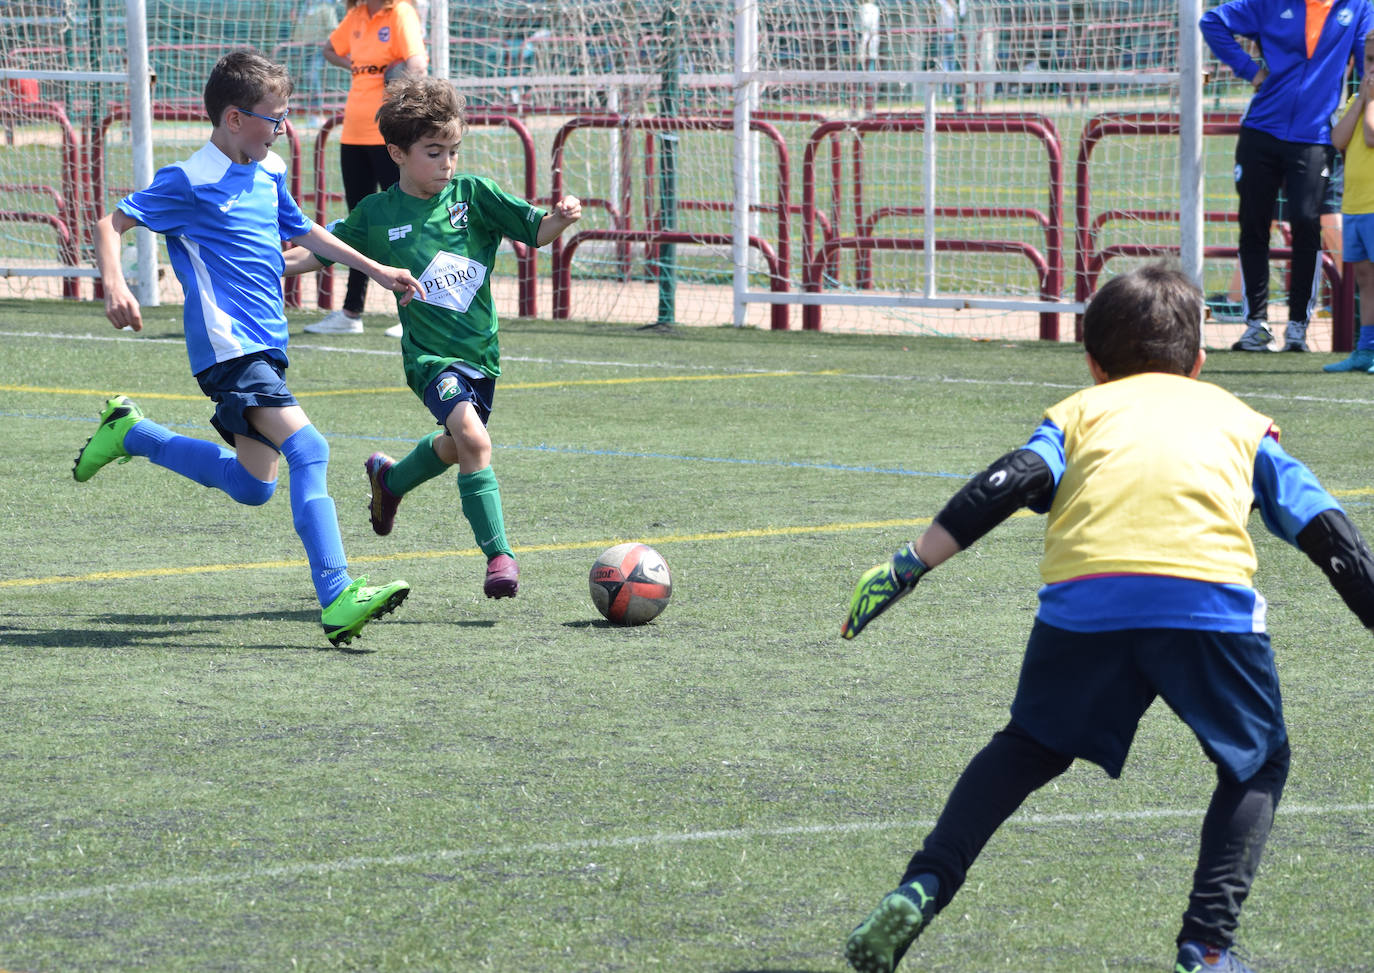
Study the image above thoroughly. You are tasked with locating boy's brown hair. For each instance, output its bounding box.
[376,74,467,149]
[377,76,467,151]
[1082,263,1203,378]
[204,49,292,128]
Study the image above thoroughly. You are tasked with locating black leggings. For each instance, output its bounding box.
[338,143,400,314]
[1234,125,1332,326]
[899,720,1289,950]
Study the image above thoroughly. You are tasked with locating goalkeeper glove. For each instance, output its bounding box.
[841,542,929,639]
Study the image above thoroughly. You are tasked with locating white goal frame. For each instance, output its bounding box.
[425,0,1206,330]
[0,0,158,305]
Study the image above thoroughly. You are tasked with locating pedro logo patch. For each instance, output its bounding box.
[437,375,461,401]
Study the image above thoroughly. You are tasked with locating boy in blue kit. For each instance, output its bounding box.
[283,76,581,599]
[78,48,422,648]
[839,264,1374,973]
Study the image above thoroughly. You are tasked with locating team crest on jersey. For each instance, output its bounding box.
[1338,8,1354,25]
[378,26,391,42]
[436,374,461,401]
[448,200,469,229]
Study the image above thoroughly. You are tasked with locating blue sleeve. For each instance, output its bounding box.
[1020,418,1065,514]
[116,164,191,235]
[1252,434,1342,546]
[1200,0,1264,83]
[276,172,313,241]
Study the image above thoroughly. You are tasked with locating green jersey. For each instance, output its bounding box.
[328,174,545,395]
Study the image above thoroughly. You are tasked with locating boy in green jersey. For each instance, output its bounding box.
[285,76,581,598]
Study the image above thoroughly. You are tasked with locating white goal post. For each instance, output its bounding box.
[418,0,1207,338]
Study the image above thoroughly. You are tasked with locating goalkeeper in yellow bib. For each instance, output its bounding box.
[839,264,1374,973]
[285,76,581,598]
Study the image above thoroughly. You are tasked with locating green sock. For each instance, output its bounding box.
[386,430,450,496]
[458,465,511,559]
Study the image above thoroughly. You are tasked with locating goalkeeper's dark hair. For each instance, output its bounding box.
[377,76,467,151]
[1082,263,1202,378]
[204,49,292,128]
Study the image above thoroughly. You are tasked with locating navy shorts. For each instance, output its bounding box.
[194,351,298,450]
[422,362,495,428]
[1010,621,1288,783]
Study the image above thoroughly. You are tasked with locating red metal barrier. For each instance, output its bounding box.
[310,112,539,316]
[0,100,81,297]
[555,229,785,320]
[801,114,1064,337]
[1075,111,1353,350]
[549,116,792,329]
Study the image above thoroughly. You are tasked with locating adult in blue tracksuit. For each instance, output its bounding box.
[1201,0,1374,352]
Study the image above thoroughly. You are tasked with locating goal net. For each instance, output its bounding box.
[1,2,1268,344]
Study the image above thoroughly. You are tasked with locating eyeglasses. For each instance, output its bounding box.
[235,106,289,134]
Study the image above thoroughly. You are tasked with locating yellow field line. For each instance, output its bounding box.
[7,490,1373,589]
[0,516,936,589]
[0,370,835,402]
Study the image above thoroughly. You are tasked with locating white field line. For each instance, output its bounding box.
[3,802,1371,909]
[6,328,1374,408]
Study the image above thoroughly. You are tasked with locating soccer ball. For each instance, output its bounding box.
[589,543,672,625]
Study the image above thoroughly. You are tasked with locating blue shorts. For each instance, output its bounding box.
[1343,211,1374,263]
[422,362,495,428]
[1009,621,1287,783]
[194,351,298,450]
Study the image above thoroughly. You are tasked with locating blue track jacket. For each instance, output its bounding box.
[1200,0,1373,144]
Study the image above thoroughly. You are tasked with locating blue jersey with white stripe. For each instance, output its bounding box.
[116,143,313,375]
[1021,421,1339,633]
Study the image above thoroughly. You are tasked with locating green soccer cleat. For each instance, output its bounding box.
[845,875,939,973]
[73,395,145,482]
[841,543,929,639]
[321,576,410,647]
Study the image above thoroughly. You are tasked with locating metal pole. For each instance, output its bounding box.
[656,3,680,326]
[126,0,159,306]
[732,0,759,327]
[923,83,937,298]
[1178,0,1204,289]
[430,0,450,79]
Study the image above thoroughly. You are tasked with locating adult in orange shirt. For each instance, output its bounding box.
[306,0,427,336]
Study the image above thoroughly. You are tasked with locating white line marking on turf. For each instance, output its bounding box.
[9,329,1374,407]
[4,803,1369,909]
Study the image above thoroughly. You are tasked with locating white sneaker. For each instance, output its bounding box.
[1230,320,1275,352]
[383,322,403,338]
[304,309,364,335]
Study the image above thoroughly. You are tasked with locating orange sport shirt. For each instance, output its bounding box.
[1308,0,1335,57]
[330,1,426,145]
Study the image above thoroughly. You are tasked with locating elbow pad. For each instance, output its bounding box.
[1297,509,1374,629]
[933,449,1054,550]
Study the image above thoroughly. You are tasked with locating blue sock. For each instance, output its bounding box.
[124,420,274,505]
[1358,325,1374,352]
[280,425,352,606]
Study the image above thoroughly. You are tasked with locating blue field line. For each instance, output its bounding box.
[496,440,972,479]
[13,410,974,480]
[16,410,1374,501]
